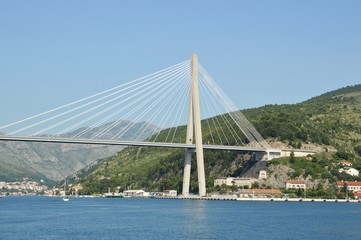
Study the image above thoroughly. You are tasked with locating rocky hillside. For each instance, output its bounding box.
[70,84,361,195]
[0,120,159,183]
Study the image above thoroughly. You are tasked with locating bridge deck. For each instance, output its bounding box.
[0,135,267,152]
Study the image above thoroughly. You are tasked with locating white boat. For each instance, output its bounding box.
[62,197,69,202]
[62,179,70,202]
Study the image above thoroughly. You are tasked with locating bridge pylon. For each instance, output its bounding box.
[182,53,206,197]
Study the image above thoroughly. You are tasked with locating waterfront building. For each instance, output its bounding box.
[123,190,149,197]
[336,181,361,192]
[163,190,177,197]
[285,180,306,189]
[239,189,282,198]
[214,177,257,188]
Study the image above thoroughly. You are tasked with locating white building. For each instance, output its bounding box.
[163,190,177,197]
[339,167,359,177]
[214,177,256,188]
[259,170,267,180]
[123,190,148,197]
[337,181,361,192]
[285,180,306,189]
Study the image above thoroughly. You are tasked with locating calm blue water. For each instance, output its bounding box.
[0,196,360,240]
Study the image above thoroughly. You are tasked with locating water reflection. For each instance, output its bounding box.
[182,200,211,238]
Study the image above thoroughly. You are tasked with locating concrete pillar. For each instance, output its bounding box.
[191,53,206,196]
[182,56,194,197]
[182,148,192,196]
[182,52,206,197]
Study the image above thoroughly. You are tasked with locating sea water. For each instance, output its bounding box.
[0,196,360,240]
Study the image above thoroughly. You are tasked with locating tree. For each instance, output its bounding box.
[354,146,361,156]
[230,181,238,192]
[290,151,295,164]
[251,182,259,189]
[336,150,350,160]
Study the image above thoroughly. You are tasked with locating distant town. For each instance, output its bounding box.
[0,179,48,196]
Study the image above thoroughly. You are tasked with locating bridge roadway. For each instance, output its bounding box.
[0,135,267,152]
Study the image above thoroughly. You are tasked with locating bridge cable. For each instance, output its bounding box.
[0,60,189,132]
[71,63,190,139]
[112,66,189,140]
[135,67,190,142]
[199,73,245,146]
[94,64,190,140]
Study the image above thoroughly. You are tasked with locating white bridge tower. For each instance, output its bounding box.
[182,53,206,197]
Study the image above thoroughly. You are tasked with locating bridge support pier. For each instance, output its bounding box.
[182,148,193,196]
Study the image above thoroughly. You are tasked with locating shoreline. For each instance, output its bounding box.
[2,195,360,203]
[164,196,361,203]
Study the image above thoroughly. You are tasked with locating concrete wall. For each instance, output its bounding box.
[256,149,317,161]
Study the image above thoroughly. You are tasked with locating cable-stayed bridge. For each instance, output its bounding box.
[0,53,315,196]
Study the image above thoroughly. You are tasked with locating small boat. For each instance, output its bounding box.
[62,197,69,202]
[62,179,70,202]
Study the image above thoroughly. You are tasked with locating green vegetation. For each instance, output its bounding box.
[71,84,361,196]
[246,85,361,150]
[271,153,361,182]
[73,147,248,195]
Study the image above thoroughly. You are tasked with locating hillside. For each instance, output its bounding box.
[70,84,361,195]
[0,121,158,183]
[248,84,361,150]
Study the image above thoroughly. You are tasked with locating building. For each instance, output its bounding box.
[259,170,267,180]
[163,190,177,197]
[340,161,352,167]
[353,190,361,199]
[214,177,256,188]
[240,189,282,198]
[336,181,361,192]
[285,180,306,189]
[339,167,359,177]
[123,190,148,197]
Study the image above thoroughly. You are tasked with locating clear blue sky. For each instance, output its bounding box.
[0,1,360,126]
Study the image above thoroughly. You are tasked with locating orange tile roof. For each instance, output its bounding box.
[336,181,361,186]
[340,161,352,165]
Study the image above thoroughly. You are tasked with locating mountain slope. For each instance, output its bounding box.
[0,121,159,183]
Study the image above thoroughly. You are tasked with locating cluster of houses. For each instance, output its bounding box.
[285,179,361,199]
[214,176,361,199]
[213,160,361,199]
[0,180,48,195]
